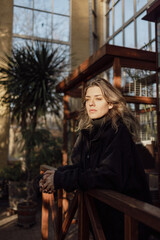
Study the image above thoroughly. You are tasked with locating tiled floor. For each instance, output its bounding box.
[0,199,78,240]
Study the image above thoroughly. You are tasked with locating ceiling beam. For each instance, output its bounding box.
[56,44,156,93]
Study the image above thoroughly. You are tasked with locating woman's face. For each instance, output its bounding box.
[85,86,113,119]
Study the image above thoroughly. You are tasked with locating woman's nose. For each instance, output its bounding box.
[89,99,95,106]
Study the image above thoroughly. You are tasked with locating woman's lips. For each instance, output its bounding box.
[89,109,97,113]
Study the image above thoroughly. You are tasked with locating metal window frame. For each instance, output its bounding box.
[105,0,155,49]
[13,0,71,46]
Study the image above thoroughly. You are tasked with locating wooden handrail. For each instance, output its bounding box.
[84,194,106,240]
[40,165,62,240]
[87,189,160,233]
[59,191,78,240]
[40,165,160,240]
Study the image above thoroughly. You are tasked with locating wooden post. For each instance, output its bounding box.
[41,193,51,240]
[57,189,63,240]
[63,94,69,166]
[62,95,70,227]
[49,193,58,240]
[85,195,106,240]
[78,192,89,240]
[60,191,78,240]
[124,215,138,240]
[113,57,121,90]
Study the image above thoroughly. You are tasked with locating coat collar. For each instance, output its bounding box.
[81,119,113,142]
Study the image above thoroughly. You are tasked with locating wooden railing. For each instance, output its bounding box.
[40,165,160,240]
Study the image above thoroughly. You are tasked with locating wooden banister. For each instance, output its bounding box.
[87,189,160,232]
[84,194,106,240]
[41,192,51,240]
[40,165,160,240]
[124,215,138,240]
[78,191,89,240]
[40,165,62,240]
[59,191,78,240]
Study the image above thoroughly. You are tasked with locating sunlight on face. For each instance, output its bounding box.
[85,86,113,119]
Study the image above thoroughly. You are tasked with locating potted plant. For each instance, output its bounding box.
[0,41,67,227]
[0,162,26,211]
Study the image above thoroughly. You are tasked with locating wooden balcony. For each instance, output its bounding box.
[40,165,160,240]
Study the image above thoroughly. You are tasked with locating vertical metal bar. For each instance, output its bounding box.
[112,0,114,44]
[134,0,137,48]
[122,0,125,46]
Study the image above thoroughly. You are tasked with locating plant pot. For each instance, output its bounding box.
[8,181,27,211]
[17,201,37,228]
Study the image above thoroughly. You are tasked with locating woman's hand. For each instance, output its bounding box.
[39,169,56,193]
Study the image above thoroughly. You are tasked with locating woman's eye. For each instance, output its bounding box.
[96,98,102,101]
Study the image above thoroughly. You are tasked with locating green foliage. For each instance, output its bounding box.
[21,128,62,178]
[0,41,66,200]
[0,42,66,127]
[0,162,24,181]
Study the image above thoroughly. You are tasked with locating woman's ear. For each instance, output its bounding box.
[108,103,113,109]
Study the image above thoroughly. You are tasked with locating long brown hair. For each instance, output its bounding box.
[78,78,140,142]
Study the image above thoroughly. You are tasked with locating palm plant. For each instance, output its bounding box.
[0,42,68,201]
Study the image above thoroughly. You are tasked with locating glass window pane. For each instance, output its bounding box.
[114,31,123,46]
[12,37,32,48]
[136,0,147,12]
[53,15,70,41]
[114,0,122,32]
[34,0,52,12]
[14,0,33,8]
[124,21,134,48]
[151,22,155,41]
[53,43,71,79]
[137,11,148,49]
[109,10,112,36]
[54,0,70,15]
[151,40,156,52]
[124,0,134,22]
[106,67,113,85]
[34,11,52,38]
[151,22,155,52]
[109,39,113,44]
[13,7,33,35]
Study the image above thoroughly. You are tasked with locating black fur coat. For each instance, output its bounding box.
[54,119,152,240]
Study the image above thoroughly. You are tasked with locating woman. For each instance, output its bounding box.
[40,78,152,240]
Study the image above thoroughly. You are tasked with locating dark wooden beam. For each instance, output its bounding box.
[120,58,156,71]
[124,96,157,105]
[65,111,79,120]
[66,88,82,98]
[143,0,160,23]
[56,44,156,93]
[113,57,121,89]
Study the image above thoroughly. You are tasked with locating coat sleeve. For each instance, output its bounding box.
[54,125,134,192]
